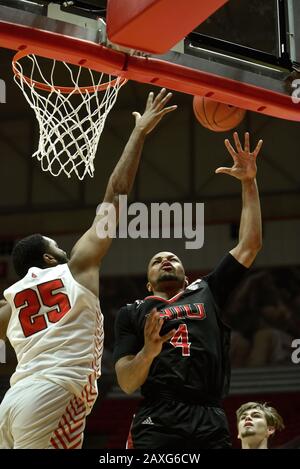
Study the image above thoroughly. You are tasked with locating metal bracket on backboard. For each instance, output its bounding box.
[0,3,106,45]
[47,2,106,43]
[285,0,300,65]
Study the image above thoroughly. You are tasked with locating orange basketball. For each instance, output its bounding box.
[193,96,246,132]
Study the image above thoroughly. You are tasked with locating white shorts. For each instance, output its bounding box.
[0,376,88,449]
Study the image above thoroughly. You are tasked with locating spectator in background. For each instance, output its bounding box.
[225,271,295,367]
[237,401,284,449]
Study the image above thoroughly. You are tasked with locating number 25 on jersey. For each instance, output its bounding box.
[14,279,71,337]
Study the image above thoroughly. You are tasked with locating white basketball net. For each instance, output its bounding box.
[13,54,125,179]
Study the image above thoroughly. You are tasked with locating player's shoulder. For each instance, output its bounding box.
[123,299,144,312]
[117,299,145,319]
[186,279,203,291]
[6,263,70,293]
[115,300,144,328]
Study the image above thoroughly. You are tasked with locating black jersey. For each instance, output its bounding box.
[114,253,247,404]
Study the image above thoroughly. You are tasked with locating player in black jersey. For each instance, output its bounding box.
[114,132,263,449]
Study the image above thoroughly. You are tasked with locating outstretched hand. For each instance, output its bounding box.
[133,88,177,135]
[215,132,263,181]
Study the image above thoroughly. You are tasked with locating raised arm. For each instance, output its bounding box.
[216,132,263,268]
[0,300,11,341]
[69,89,177,295]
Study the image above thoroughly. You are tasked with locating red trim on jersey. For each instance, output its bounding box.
[53,430,68,449]
[50,436,59,449]
[144,281,201,303]
[69,439,83,449]
[66,407,83,424]
[49,308,102,449]
[126,427,134,449]
[144,290,184,303]
[62,414,85,436]
[50,396,86,449]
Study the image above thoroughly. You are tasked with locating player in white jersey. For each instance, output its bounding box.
[0,89,177,449]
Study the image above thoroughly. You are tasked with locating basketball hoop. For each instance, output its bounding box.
[12,49,127,179]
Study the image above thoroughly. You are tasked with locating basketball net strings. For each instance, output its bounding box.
[14,54,123,179]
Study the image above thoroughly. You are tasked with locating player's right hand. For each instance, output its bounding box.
[133,88,177,136]
[143,309,176,360]
[216,132,263,181]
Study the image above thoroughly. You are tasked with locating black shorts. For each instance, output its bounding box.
[126,397,231,449]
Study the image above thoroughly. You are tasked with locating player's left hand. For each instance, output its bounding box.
[215,132,263,181]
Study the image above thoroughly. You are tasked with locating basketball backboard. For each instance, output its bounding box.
[0,0,299,120]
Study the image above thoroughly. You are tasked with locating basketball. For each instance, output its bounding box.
[193,96,246,132]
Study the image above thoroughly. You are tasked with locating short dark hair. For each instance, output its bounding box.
[12,234,48,278]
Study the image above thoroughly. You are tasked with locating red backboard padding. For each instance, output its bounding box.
[106,0,229,54]
[1,20,299,122]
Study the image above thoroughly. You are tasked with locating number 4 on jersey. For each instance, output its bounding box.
[170,324,191,357]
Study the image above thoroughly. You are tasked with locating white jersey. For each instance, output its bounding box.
[4,264,103,408]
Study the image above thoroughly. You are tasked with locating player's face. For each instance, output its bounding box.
[147,252,186,289]
[43,237,69,264]
[238,408,270,442]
